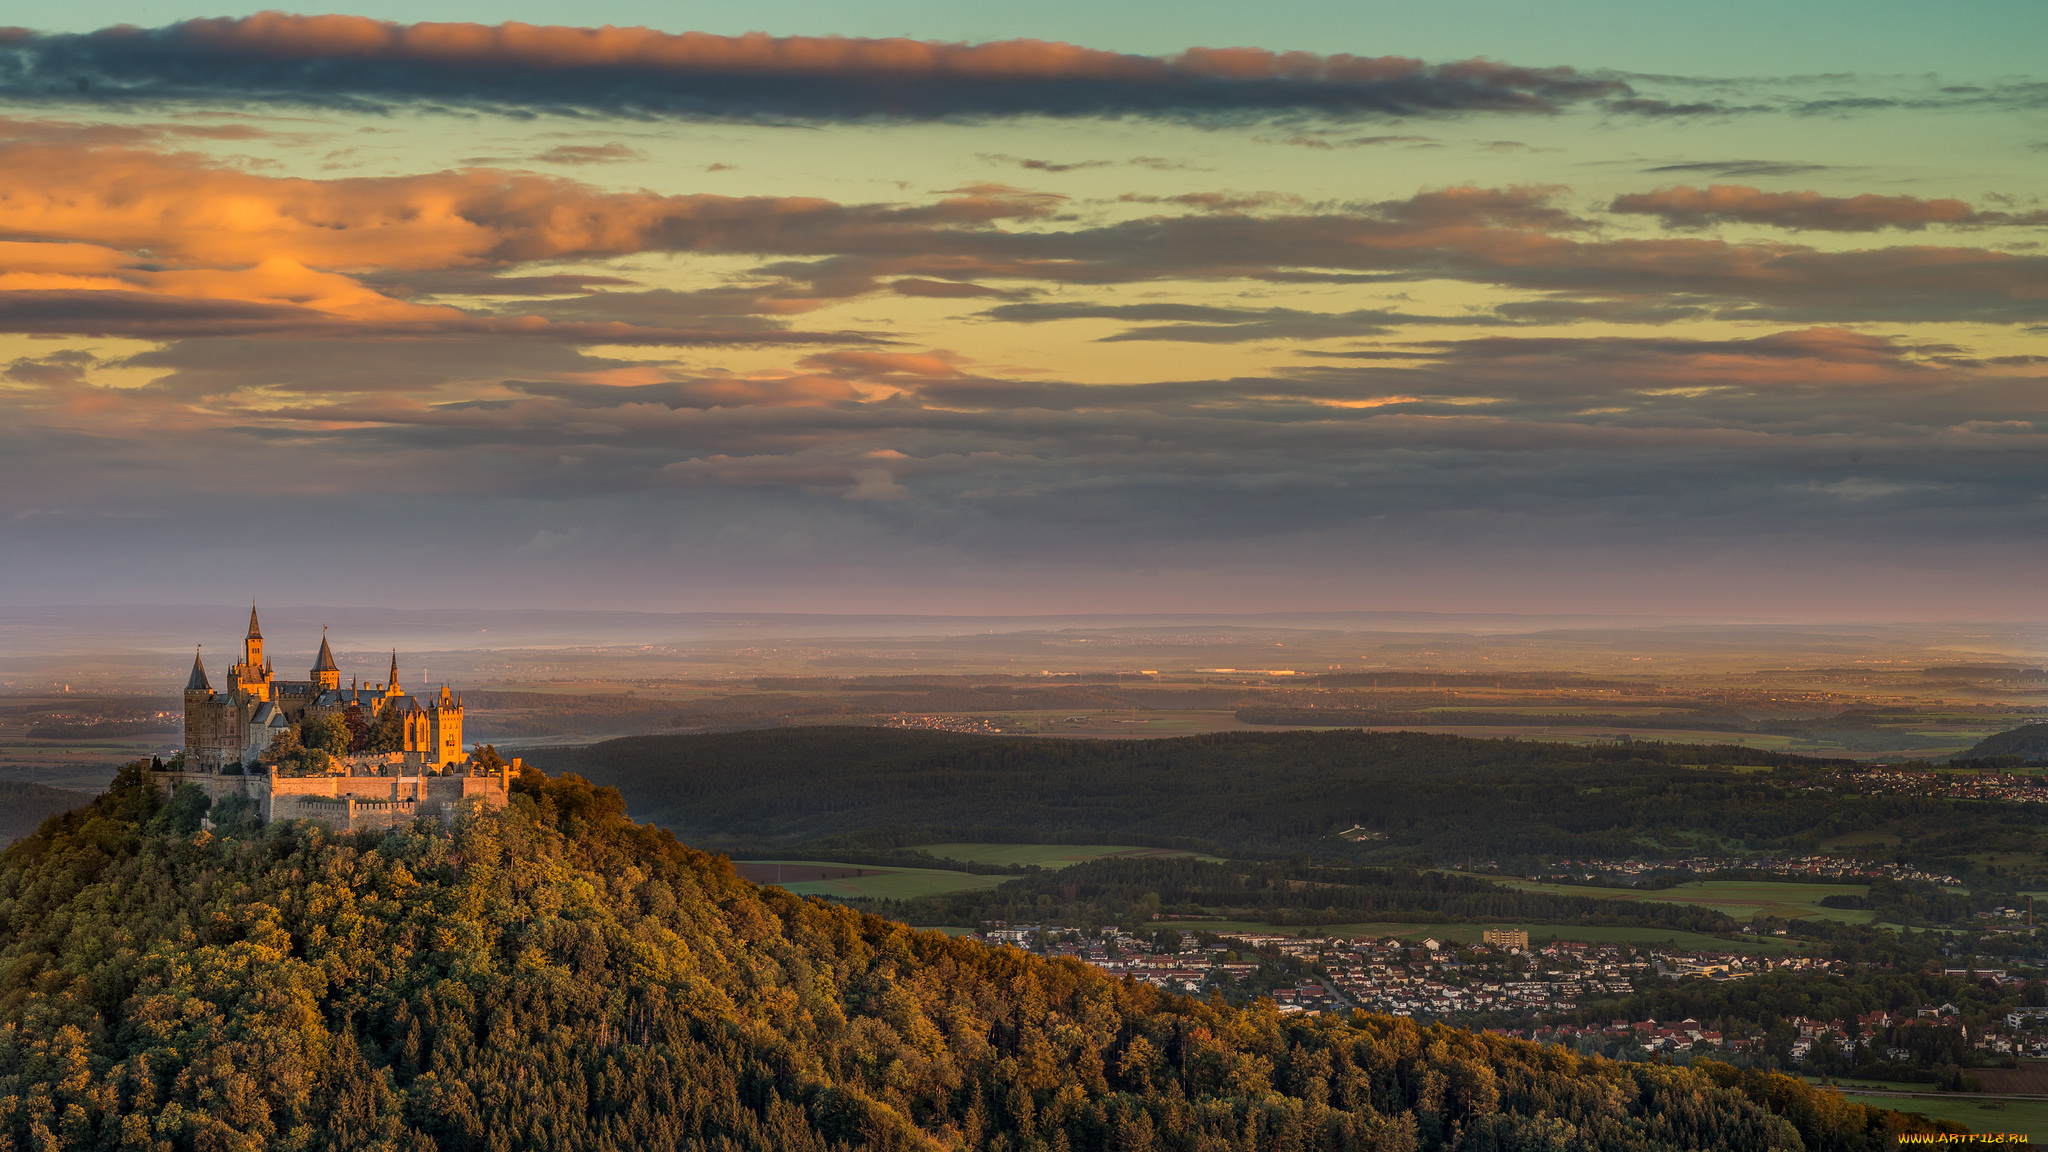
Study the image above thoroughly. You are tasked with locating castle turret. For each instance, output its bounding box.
[401,684,465,769]
[244,603,264,669]
[181,646,236,771]
[230,602,274,705]
[312,629,340,691]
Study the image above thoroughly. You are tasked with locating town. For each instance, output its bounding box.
[1515,854,1961,887]
[1852,766,2048,805]
[974,924,2048,1068]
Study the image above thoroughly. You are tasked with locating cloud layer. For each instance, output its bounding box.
[1611,185,2048,232]
[0,16,1626,121]
[0,20,2041,615]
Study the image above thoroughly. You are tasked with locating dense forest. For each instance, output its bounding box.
[1233,709,1745,732]
[1960,723,2048,761]
[523,728,1975,865]
[0,762,1954,1150]
[855,857,1741,936]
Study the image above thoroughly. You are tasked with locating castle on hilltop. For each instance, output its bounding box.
[183,605,464,772]
[164,605,509,831]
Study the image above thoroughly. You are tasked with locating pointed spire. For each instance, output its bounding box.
[389,650,400,688]
[185,646,211,691]
[246,602,262,639]
[313,629,338,673]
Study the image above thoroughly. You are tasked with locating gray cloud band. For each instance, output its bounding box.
[0,19,1627,121]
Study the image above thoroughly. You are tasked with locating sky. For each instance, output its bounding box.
[0,3,2044,618]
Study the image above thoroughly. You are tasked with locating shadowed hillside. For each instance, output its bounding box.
[0,780,91,841]
[520,727,1887,861]
[1959,723,2048,761]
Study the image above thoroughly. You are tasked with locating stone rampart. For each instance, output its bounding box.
[152,764,510,831]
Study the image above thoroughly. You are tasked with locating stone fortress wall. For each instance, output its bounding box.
[152,754,516,830]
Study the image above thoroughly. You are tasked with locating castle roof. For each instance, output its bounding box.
[314,687,391,708]
[186,649,211,691]
[247,604,262,640]
[313,632,338,673]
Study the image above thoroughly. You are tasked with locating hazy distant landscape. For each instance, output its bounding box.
[7,610,2042,797]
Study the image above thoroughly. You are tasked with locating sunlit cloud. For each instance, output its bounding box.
[0,16,1629,122]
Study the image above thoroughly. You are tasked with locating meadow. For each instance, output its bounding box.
[1485,877,1876,924]
[1152,919,1790,953]
[733,859,1004,900]
[1826,1088,2048,1139]
[918,842,1221,866]
[0,735,162,793]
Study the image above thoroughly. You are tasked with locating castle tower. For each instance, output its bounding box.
[231,602,274,704]
[385,650,403,697]
[432,685,464,766]
[312,629,341,691]
[181,647,235,771]
[244,603,264,669]
[400,685,465,768]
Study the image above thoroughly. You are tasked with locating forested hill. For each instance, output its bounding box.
[521,727,1874,859]
[0,763,1949,1151]
[1959,723,2048,761]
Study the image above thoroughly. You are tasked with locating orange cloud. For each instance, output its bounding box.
[798,350,967,379]
[10,17,1627,121]
[1610,185,2048,232]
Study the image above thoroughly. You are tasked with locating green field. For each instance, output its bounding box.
[972,710,1873,752]
[741,860,1004,900]
[1151,919,1789,952]
[1831,1089,2048,1139]
[919,842,1221,867]
[1485,877,1874,924]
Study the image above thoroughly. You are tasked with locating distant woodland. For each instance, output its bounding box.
[859,857,1742,936]
[522,728,2011,872]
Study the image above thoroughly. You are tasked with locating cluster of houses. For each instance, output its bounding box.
[1527,1001,2048,1062]
[1321,939,1828,1019]
[1854,767,2048,805]
[977,926,1827,1022]
[977,924,2048,1069]
[1513,855,1959,886]
[879,713,1005,734]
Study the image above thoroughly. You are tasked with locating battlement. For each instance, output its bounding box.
[151,759,514,832]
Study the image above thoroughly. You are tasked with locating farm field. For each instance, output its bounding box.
[965,711,1841,749]
[0,736,166,792]
[1151,920,1789,952]
[985,710,1323,739]
[1829,1088,2048,1138]
[918,842,1221,867]
[733,859,1002,900]
[1483,877,1875,924]
[1329,726,1824,752]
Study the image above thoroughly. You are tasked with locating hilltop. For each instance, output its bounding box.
[0,762,1951,1150]
[1958,722,2048,761]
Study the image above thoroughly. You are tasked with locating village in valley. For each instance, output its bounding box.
[977,923,2048,1066]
